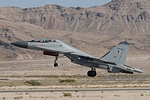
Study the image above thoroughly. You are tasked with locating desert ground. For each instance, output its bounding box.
[0,90,150,100]
[0,54,150,100]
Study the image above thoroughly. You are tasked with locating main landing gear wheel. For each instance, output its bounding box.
[87,67,97,77]
[87,70,97,77]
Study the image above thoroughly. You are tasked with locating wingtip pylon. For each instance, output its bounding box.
[133,68,143,73]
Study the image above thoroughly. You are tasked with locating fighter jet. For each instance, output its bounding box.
[11,39,143,77]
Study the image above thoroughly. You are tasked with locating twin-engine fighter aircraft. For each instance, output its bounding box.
[11,39,143,77]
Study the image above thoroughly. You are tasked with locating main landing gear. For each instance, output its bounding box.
[87,67,97,77]
[54,56,58,67]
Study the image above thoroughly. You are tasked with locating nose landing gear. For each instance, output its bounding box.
[54,56,58,67]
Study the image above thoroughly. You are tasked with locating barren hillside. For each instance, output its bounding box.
[0,0,150,34]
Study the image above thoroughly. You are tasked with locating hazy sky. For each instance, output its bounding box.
[0,0,111,8]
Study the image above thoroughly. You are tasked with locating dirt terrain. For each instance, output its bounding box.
[0,54,150,100]
[0,90,150,100]
[0,0,150,61]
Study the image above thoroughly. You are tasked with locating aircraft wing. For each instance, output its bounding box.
[34,43,96,57]
[32,45,73,54]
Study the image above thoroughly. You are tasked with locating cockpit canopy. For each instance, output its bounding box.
[29,39,56,43]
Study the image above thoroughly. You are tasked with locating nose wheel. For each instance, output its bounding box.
[54,63,58,67]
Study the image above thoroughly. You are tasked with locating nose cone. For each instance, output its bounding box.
[11,41,28,48]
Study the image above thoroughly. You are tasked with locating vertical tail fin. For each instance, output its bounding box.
[100,41,129,65]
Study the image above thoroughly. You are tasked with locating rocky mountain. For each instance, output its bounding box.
[0,0,150,34]
[0,0,150,61]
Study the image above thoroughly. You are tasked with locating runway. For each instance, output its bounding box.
[0,88,150,93]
